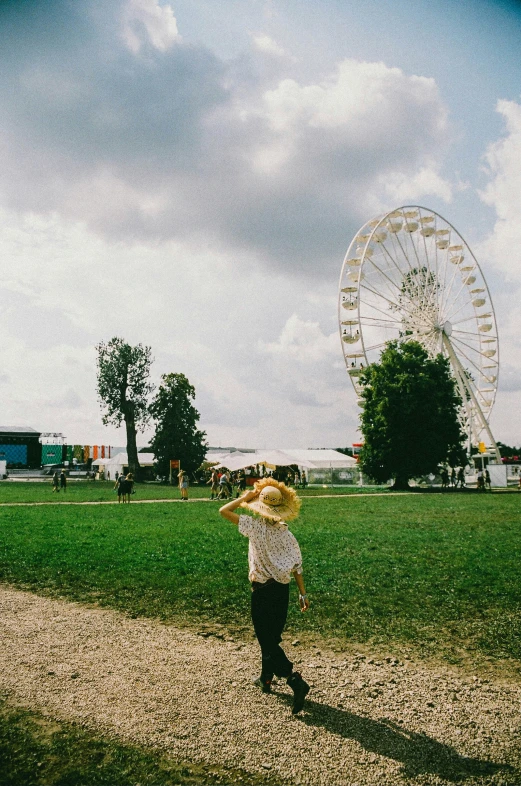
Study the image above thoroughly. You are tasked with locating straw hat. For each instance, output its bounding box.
[243,477,301,522]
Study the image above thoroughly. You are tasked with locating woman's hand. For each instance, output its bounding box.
[220,488,257,524]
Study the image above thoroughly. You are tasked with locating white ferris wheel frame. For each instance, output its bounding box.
[337,205,500,463]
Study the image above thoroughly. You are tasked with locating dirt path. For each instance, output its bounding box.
[1,585,519,786]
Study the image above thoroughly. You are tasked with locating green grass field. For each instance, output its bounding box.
[0,491,519,668]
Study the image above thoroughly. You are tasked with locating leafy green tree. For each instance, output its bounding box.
[497,442,519,459]
[149,373,208,480]
[96,338,154,481]
[359,341,465,489]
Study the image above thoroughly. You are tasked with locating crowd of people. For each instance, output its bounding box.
[54,465,306,502]
[440,465,492,491]
[439,466,466,489]
[204,466,307,501]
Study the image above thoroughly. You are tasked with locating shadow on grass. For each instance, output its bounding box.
[273,691,514,783]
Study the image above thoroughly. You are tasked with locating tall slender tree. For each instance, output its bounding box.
[149,373,208,480]
[96,338,153,481]
[359,341,465,489]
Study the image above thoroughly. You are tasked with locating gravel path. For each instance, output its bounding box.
[1,585,519,786]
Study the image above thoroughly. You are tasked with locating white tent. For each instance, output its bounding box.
[215,449,353,471]
[205,451,242,465]
[213,452,261,471]
[97,451,155,478]
[255,450,316,468]
[280,449,357,468]
[90,456,111,467]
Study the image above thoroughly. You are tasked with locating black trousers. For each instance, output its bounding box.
[251,580,293,681]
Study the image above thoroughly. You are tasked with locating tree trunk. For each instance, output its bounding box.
[125,414,142,482]
[391,473,410,490]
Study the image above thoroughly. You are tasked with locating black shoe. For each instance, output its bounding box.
[287,672,309,714]
[253,676,272,694]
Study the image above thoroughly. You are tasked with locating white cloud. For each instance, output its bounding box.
[259,314,337,363]
[122,0,180,53]
[259,60,447,136]
[379,165,453,205]
[257,315,354,421]
[251,34,287,58]
[480,99,521,283]
[242,59,452,249]
[0,24,454,274]
[475,99,521,444]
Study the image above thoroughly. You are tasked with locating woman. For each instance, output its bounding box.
[178,469,189,500]
[218,471,229,500]
[125,472,134,503]
[51,471,60,493]
[219,478,310,714]
[207,468,219,500]
[114,472,126,503]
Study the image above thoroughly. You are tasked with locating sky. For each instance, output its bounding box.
[1,0,520,449]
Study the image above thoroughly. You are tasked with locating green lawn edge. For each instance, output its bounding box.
[0,695,284,786]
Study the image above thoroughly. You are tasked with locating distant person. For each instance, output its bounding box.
[457,467,465,489]
[52,471,60,493]
[450,467,456,487]
[218,471,230,500]
[485,468,491,491]
[237,469,246,497]
[225,470,233,498]
[440,467,449,489]
[178,470,189,501]
[476,469,485,492]
[207,469,219,500]
[115,473,126,504]
[60,469,67,492]
[219,479,310,714]
[125,472,134,503]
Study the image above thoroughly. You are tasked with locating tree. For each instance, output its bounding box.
[358,341,465,489]
[497,442,520,461]
[149,373,208,480]
[96,338,153,481]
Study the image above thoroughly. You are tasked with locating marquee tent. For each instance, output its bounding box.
[281,449,357,468]
[93,452,155,478]
[90,456,111,467]
[214,449,354,471]
[208,452,256,471]
[254,450,316,469]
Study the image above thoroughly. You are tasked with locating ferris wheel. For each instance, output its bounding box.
[338,205,500,462]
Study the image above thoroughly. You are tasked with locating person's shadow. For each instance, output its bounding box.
[272,690,515,782]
